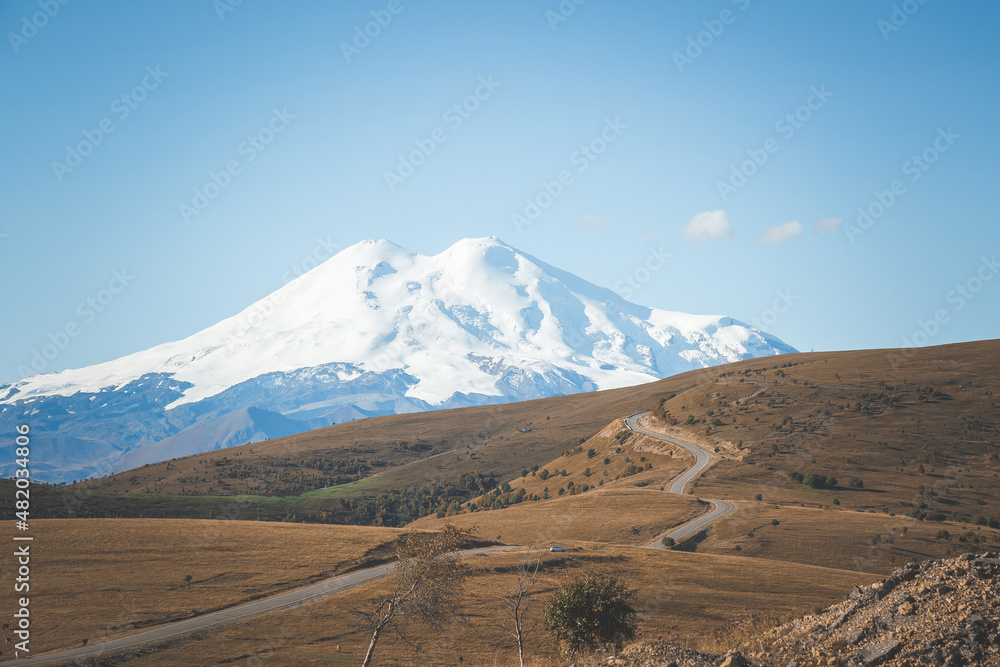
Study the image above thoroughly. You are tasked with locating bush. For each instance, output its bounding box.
[771,519,780,526]
[544,571,638,656]
[603,457,611,466]
[936,529,951,540]
[849,478,864,489]
[587,448,597,458]
[802,473,837,489]
[754,493,763,501]
[662,537,675,547]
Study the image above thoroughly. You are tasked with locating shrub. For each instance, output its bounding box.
[544,571,638,656]
[849,478,864,490]
[753,493,763,501]
[662,537,675,547]
[587,448,597,458]
[936,529,951,540]
[771,519,780,526]
[603,457,611,465]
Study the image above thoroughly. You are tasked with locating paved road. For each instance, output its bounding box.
[24,411,729,663]
[623,411,736,549]
[17,546,509,665]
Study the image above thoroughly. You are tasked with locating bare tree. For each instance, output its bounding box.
[354,525,468,667]
[495,549,542,667]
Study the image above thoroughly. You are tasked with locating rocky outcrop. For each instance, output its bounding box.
[587,552,1000,667]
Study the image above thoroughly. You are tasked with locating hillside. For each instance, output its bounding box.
[44,341,1000,544]
[12,520,873,665]
[408,339,1000,577]
[0,236,793,483]
[643,340,1000,531]
[70,373,710,499]
[11,340,1000,666]
[589,551,1000,667]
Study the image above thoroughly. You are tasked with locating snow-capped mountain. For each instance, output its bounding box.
[1,237,797,482]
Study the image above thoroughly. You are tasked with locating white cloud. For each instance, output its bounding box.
[755,220,803,244]
[573,215,610,229]
[680,210,734,242]
[813,218,843,235]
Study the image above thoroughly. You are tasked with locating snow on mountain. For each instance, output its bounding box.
[0,237,797,482]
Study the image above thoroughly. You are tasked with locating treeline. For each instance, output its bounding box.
[0,470,498,527]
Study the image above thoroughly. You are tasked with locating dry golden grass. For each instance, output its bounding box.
[111,542,876,666]
[681,504,1000,575]
[649,341,1000,522]
[17,341,1000,664]
[84,374,706,497]
[490,419,695,498]
[412,486,704,547]
[0,519,417,655]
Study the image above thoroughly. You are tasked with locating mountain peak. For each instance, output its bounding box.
[0,237,796,482]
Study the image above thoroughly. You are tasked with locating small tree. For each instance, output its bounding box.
[544,571,638,657]
[661,537,675,547]
[495,550,542,667]
[850,478,865,489]
[354,525,468,667]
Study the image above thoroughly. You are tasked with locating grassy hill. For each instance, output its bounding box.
[11,340,1000,665]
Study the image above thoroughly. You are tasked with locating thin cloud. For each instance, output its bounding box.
[813,218,843,235]
[680,210,733,242]
[755,220,803,243]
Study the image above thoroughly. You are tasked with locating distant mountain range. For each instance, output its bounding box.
[1,237,796,482]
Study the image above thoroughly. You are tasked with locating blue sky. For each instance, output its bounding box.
[2,0,998,383]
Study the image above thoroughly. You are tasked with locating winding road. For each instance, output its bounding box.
[624,411,736,549]
[23,412,733,664]
[16,547,509,665]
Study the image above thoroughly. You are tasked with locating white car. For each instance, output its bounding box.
[549,545,567,552]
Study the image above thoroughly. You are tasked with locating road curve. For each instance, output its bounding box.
[26,412,727,663]
[18,546,510,665]
[623,411,736,549]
